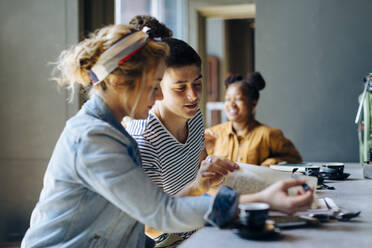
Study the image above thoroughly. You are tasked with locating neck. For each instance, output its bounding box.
[232,119,256,136]
[153,103,188,143]
[98,92,126,122]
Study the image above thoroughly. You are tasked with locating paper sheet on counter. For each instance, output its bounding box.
[221,162,319,208]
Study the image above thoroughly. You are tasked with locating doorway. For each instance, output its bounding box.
[197,4,256,126]
[225,19,255,76]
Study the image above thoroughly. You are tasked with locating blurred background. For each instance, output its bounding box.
[1,0,372,244]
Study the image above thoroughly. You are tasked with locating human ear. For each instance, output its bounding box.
[108,75,125,88]
[252,100,258,108]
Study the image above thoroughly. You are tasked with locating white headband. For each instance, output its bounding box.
[89,28,150,85]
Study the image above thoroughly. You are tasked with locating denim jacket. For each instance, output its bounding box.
[21,94,214,248]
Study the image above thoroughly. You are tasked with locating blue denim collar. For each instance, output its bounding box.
[82,94,141,165]
[82,94,141,163]
[83,94,126,134]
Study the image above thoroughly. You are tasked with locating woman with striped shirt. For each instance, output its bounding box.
[127,16,233,198]
[126,16,238,246]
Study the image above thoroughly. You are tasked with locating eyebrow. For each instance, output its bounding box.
[173,74,203,84]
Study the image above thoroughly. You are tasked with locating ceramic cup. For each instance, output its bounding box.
[305,166,321,177]
[238,203,269,231]
[322,163,344,175]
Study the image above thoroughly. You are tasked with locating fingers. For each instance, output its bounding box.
[279,178,308,190]
[264,179,314,214]
[200,160,226,177]
[213,156,240,170]
[204,129,218,139]
[205,156,240,173]
[200,171,216,178]
[199,171,225,189]
[294,191,313,209]
[285,191,314,214]
[200,156,239,180]
[207,165,229,176]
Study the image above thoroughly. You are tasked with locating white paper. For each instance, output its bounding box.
[222,162,319,208]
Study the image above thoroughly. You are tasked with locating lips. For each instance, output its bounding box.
[227,108,239,115]
[185,103,198,109]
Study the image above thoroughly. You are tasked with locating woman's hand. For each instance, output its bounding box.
[176,156,239,197]
[197,156,240,193]
[204,129,218,154]
[240,179,314,214]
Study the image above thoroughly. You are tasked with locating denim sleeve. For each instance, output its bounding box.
[204,186,239,228]
[75,128,213,233]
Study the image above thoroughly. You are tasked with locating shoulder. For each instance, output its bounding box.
[189,109,205,133]
[66,112,133,151]
[254,123,285,140]
[125,113,165,139]
[126,118,149,136]
[127,114,167,152]
[209,122,231,135]
[189,109,204,125]
[193,109,204,121]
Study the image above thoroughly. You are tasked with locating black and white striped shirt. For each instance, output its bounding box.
[126,110,205,195]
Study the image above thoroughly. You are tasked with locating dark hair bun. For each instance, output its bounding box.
[246,72,266,91]
[129,15,173,39]
[224,74,243,87]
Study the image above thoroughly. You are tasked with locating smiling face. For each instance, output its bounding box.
[224,83,256,123]
[157,64,202,120]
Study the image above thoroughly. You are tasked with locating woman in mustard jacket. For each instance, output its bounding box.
[206,73,302,166]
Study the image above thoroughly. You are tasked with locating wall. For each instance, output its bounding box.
[255,0,372,161]
[0,0,79,242]
[206,19,225,99]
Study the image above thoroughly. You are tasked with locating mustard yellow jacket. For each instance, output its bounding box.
[207,121,302,166]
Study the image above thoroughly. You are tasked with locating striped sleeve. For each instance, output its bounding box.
[126,119,163,189]
[137,137,163,188]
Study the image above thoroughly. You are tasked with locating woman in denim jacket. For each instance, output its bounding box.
[21,24,313,248]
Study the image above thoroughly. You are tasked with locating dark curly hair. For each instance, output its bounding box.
[130,15,201,68]
[224,72,266,102]
[129,15,173,39]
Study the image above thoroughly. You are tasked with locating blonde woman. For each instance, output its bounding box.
[21,25,313,248]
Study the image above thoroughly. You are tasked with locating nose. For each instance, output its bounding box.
[227,99,237,107]
[187,87,198,102]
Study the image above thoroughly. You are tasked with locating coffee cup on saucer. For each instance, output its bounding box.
[305,166,321,177]
[322,162,344,175]
[238,203,269,231]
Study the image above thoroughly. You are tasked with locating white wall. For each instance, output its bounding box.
[206,19,225,99]
[255,0,372,162]
[0,0,79,241]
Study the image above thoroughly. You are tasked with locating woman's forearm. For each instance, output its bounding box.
[175,177,208,197]
[239,192,264,204]
[175,182,202,197]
